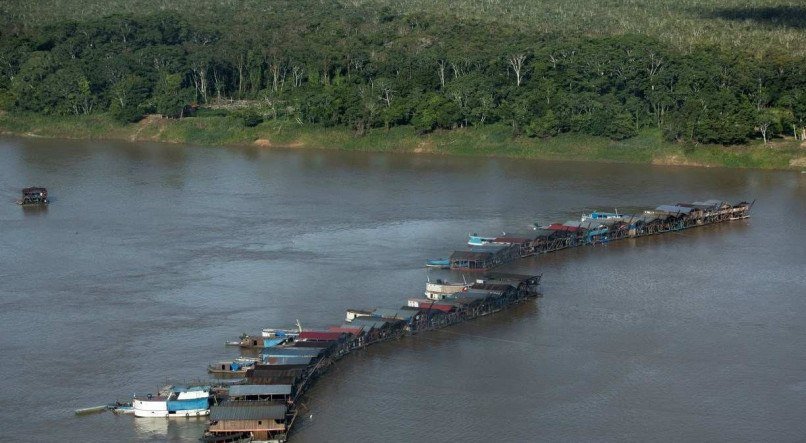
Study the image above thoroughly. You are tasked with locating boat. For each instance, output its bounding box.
[132,385,210,418]
[425,278,469,300]
[110,402,135,415]
[207,360,256,376]
[18,187,48,205]
[467,234,497,246]
[425,258,450,268]
[261,328,300,339]
[580,211,621,222]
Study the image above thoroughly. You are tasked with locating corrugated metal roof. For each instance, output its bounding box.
[298,331,344,341]
[246,376,298,385]
[260,347,323,357]
[451,250,493,260]
[211,401,287,421]
[249,366,307,375]
[532,228,554,237]
[470,282,514,292]
[261,356,314,366]
[656,205,694,213]
[371,307,417,321]
[327,326,363,335]
[483,272,540,283]
[228,384,292,397]
[547,223,580,232]
[349,317,401,328]
[493,234,533,243]
[469,244,510,253]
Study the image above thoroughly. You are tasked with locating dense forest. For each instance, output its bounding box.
[0,0,804,145]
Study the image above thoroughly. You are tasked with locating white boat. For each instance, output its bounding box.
[425,279,469,300]
[133,386,210,418]
[467,234,497,246]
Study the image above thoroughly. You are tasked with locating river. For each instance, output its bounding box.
[1,136,804,442]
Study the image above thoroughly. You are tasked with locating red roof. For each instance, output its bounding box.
[298,331,345,341]
[409,299,455,312]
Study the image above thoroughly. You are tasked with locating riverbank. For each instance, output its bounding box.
[1,112,803,170]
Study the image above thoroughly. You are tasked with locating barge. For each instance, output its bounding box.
[102,197,751,442]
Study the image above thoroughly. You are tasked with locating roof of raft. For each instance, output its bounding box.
[261,356,315,366]
[298,331,345,341]
[228,384,293,397]
[260,347,323,357]
[210,401,287,421]
[656,205,694,213]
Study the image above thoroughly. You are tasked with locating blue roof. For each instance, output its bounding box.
[263,338,286,347]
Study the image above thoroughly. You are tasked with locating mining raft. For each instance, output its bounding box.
[19,187,48,205]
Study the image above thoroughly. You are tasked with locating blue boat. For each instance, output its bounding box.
[133,385,211,418]
[425,258,450,268]
[467,234,497,246]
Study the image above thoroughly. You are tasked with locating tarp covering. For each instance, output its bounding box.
[167,397,208,412]
[260,347,322,358]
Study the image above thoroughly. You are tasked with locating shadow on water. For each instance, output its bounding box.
[699,6,806,29]
[21,204,48,216]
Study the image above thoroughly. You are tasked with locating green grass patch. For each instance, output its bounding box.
[1,112,801,170]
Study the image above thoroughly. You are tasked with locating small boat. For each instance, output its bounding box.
[207,360,256,376]
[425,258,450,268]
[580,211,621,222]
[132,385,210,418]
[18,187,48,205]
[74,405,108,415]
[110,402,135,415]
[261,328,300,339]
[467,234,497,246]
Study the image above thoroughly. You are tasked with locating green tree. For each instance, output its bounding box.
[110,74,150,122]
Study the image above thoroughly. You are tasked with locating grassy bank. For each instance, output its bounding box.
[1,112,803,170]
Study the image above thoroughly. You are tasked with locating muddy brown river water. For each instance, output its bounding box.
[1,136,805,442]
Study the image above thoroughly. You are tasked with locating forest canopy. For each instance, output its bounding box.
[0,0,804,145]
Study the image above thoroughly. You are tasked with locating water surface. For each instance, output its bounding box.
[1,137,804,441]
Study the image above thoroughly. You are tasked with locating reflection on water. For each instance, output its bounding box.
[21,204,48,216]
[0,136,804,442]
[133,416,207,441]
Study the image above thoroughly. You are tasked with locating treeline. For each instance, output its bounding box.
[0,3,804,144]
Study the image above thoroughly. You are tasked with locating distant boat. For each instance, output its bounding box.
[425,258,450,268]
[18,187,48,205]
[207,360,255,376]
[132,385,210,418]
[467,234,497,246]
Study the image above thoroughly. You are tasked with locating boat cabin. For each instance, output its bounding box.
[207,400,291,442]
